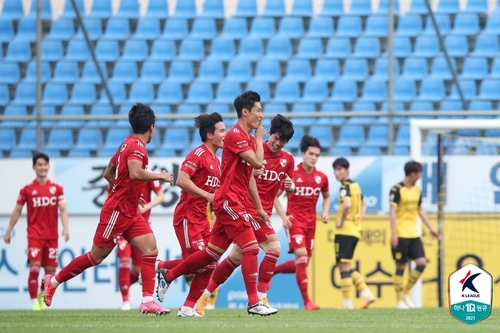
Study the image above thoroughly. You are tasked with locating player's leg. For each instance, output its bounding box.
[273,229,296,274]
[336,235,354,309]
[402,238,427,308]
[130,246,141,286]
[39,240,58,310]
[257,232,280,304]
[117,239,132,310]
[27,238,42,310]
[392,238,409,309]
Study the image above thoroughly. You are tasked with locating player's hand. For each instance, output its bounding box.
[62,228,70,242]
[321,213,329,224]
[253,166,265,177]
[336,221,343,228]
[138,203,150,214]
[283,176,295,192]
[161,170,174,185]
[255,123,266,140]
[282,215,293,229]
[257,209,270,223]
[391,234,398,248]
[139,196,146,208]
[430,229,441,240]
[205,192,214,203]
[3,231,11,244]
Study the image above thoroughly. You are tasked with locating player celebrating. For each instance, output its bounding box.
[156,112,225,317]
[41,103,174,315]
[333,157,375,309]
[272,135,330,311]
[156,91,278,316]
[3,152,69,311]
[390,160,440,309]
[196,114,295,316]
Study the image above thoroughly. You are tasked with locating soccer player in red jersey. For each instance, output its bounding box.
[273,135,331,311]
[3,152,69,311]
[155,112,225,317]
[196,114,295,315]
[41,103,174,315]
[156,91,278,316]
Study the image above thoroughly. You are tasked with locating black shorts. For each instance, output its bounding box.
[391,237,425,264]
[335,234,359,263]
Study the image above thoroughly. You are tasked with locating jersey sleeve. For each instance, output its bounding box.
[321,174,329,193]
[180,150,202,177]
[57,183,66,204]
[150,179,163,194]
[226,128,253,155]
[128,141,147,163]
[16,187,27,206]
[286,155,295,180]
[418,192,422,207]
[339,183,351,203]
[390,185,401,206]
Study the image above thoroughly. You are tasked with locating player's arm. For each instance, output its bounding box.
[59,201,70,242]
[248,176,269,223]
[273,189,292,229]
[177,170,213,202]
[140,186,165,214]
[3,204,23,244]
[360,196,367,221]
[321,191,331,224]
[337,196,351,228]
[128,159,173,184]
[238,124,266,169]
[418,203,440,240]
[103,161,116,185]
[389,186,400,248]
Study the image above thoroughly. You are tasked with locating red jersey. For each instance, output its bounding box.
[213,123,256,210]
[173,144,221,226]
[16,179,65,240]
[104,135,149,217]
[246,142,295,216]
[286,163,329,228]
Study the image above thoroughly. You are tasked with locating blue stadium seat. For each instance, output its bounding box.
[168,60,194,83]
[364,15,388,37]
[448,79,476,100]
[336,126,365,148]
[0,18,14,43]
[0,105,26,129]
[12,82,36,105]
[234,0,258,17]
[121,40,148,61]
[236,36,264,61]
[0,62,20,84]
[325,37,351,58]
[150,40,176,60]
[133,19,161,41]
[296,38,323,59]
[88,105,115,127]
[336,16,362,37]
[80,61,106,83]
[246,80,271,101]
[173,0,196,18]
[16,128,43,150]
[307,17,333,38]
[201,0,225,18]
[226,59,252,82]
[314,59,340,81]
[46,129,73,151]
[43,83,68,106]
[157,81,183,104]
[30,0,53,19]
[478,79,500,100]
[490,58,500,78]
[429,57,456,80]
[358,146,382,155]
[161,18,189,40]
[439,100,463,112]
[69,83,96,105]
[418,78,445,102]
[190,18,217,40]
[349,0,372,15]
[116,0,139,18]
[171,104,198,128]
[264,36,292,60]
[110,60,138,83]
[394,126,410,147]
[264,102,287,113]
[360,78,387,103]
[422,14,451,35]
[450,13,479,36]
[68,148,91,157]
[401,57,427,80]
[186,82,213,104]
[284,59,311,82]
[2,0,25,19]
[206,102,230,113]
[414,36,440,57]
[220,18,247,40]
[95,40,120,61]
[0,129,16,152]
[395,14,422,37]
[285,126,305,151]
[312,126,332,145]
[255,59,281,82]
[321,102,345,125]
[393,36,412,58]
[331,146,352,156]
[65,39,90,61]
[138,60,166,84]
[10,148,37,158]
[460,57,487,79]
[178,38,205,61]
[144,0,169,18]
[302,79,329,102]
[73,18,103,41]
[98,146,122,157]
[377,0,400,13]
[273,79,300,103]
[5,39,32,62]
[262,0,285,17]
[371,57,399,79]
[17,18,37,41]
[197,60,224,83]
[128,83,155,104]
[207,37,235,61]
[291,0,313,16]
[41,40,63,61]
[320,0,344,16]
[52,61,78,84]
[347,102,377,125]
[248,17,276,39]
[466,0,488,13]
[46,19,74,41]
[59,0,84,18]
[330,78,357,102]
[88,0,112,18]
[444,35,468,57]
[103,128,130,150]
[343,58,368,81]
[471,33,499,57]
[352,37,379,58]
[58,105,85,129]
[102,18,130,40]
[277,17,304,39]
[468,100,492,116]
[393,78,416,102]
[215,80,242,103]
[437,0,460,13]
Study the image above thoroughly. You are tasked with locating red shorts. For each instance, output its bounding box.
[248,214,276,243]
[93,209,152,249]
[287,225,316,257]
[117,238,142,266]
[27,238,58,267]
[174,219,211,258]
[210,201,255,249]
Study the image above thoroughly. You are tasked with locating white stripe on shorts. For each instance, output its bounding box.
[183,218,190,248]
[223,200,239,220]
[103,210,119,239]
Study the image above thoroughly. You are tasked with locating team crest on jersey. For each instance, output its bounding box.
[29,247,39,258]
[315,176,322,184]
[49,186,57,195]
[194,240,205,250]
[293,235,304,244]
[280,158,287,167]
[120,143,127,152]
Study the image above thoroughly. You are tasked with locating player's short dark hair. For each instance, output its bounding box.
[300,135,321,153]
[128,103,156,134]
[194,112,224,142]
[333,157,349,169]
[270,114,294,142]
[234,90,261,118]
[405,160,423,176]
[32,152,49,166]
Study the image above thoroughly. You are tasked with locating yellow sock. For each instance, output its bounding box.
[394,274,404,302]
[341,277,353,301]
[351,270,368,292]
[403,268,424,294]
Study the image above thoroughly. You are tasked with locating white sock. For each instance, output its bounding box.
[360,288,372,298]
[202,289,211,298]
[50,277,60,287]
[181,305,193,311]
[343,298,353,307]
[31,298,38,304]
[257,292,267,299]
[142,296,154,303]
[155,260,160,271]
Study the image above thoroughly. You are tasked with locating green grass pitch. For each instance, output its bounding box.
[0,308,498,332]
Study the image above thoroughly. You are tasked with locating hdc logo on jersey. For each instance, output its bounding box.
[449,263,492,325]
[205,175,220,188]
[258,170,285,182]
[32,196,57,207]
[295,187,321,196]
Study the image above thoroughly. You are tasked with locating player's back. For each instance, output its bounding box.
[390,182,421,237]
[337,180,363,237]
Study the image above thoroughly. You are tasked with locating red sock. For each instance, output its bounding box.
[166,248,220,282]
[240,243,260,305]
[157,258,183,270]
[258,252,279,293]
[295,256,310,305]
[130,271,139,285]
[274,260,296,274]
[207,257,238,293]
[183,262,216,308]
[118,260,131,302]
[28,265,40,299]
[141,254,157,297]
[55,252,97,283]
